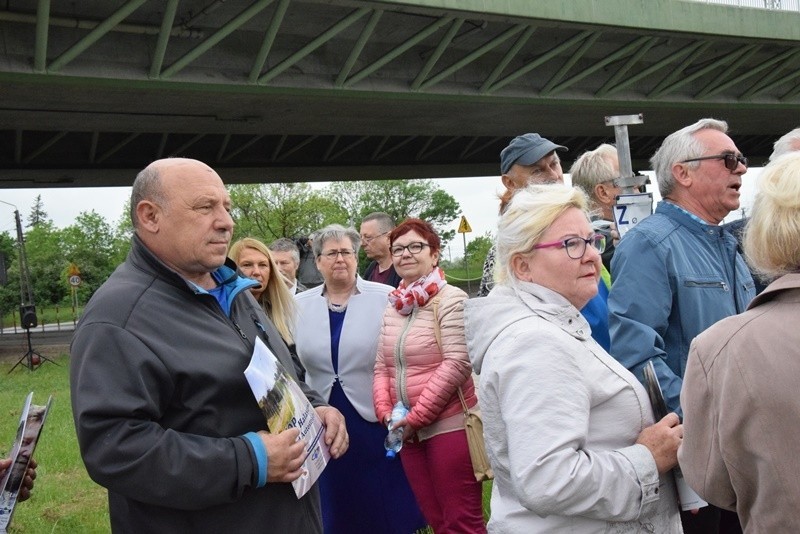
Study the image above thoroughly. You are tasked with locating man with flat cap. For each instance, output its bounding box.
[478,133,611,350]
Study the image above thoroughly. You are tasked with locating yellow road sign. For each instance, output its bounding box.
[457,215,472,233]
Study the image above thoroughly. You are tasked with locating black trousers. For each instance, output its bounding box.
[681,506,742,534]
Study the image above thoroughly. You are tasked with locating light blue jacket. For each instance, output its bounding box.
[608,201,756,415]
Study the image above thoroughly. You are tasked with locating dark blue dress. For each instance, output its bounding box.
[319,309,427,534]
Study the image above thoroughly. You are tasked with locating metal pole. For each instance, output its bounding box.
[604,114,646,194]
[462,233,471,295]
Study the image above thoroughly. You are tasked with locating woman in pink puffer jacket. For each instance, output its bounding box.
[373,218,485,534]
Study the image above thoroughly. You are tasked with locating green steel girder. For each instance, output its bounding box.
[160,0,275,79]
[479,25,535,93]
[418,23,527,91]
[648,41,713,98]
[595,36,660,98]
[335,9,383,87]
[258,7,370,84]
[411,18,465,91]
[694,44,762,99]
[48,0,148,73]
[741,49,800,98]
[343,15,454,88]
[651,43,762,99]
[1,0,799,186]
[540,32,602,96]
[486,29,596,94]
[34,0,49,73]
[250,0,291,83]
[150,0,180,79]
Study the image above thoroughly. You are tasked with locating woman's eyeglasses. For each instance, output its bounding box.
[533,234,606,260]
[680,153,748,172]
[319,249,355,260]
[390,242,430,257]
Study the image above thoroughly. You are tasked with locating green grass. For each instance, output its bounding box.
[1,354,492,533]
[1,354,109,533]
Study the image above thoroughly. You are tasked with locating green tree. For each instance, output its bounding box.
[324,179,461,243]
[464,232,494,269]
[26,194,50,227]
[61,211,122,303]
[229,183,345,241]
[0,232,18,314]
[20,221,67,306]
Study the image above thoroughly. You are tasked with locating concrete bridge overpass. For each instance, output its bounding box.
[0,0,798,188]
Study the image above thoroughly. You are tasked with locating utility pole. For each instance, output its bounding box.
[0,200,54,372]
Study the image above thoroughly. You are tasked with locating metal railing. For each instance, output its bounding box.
[688,0,800,11]
[0,305,79,335]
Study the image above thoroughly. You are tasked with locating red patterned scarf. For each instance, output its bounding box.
[387,267,447,316]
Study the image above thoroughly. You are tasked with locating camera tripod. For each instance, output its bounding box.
[7,327,57,373]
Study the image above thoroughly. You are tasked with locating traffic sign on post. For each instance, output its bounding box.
[457,215,472,234]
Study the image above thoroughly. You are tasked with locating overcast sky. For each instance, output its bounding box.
[1,171,759,259]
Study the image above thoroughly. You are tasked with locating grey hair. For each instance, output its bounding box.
[495,184,590,287]
[770,127,800,162]
[361,212,395,233]
[312,224,361,257]
[130,163,168,228]
[269,237,300,264]
[569,144,618,198]
[650,118,728,197]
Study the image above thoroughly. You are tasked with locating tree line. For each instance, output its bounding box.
[0,180,463,314]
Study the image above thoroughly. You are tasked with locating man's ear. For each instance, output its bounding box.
[136,200,161,234]
[501,173,515,190]
[594,182,615,207]
[672,162,692,188]
[510,253,533,282]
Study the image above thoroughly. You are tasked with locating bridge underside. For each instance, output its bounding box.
[1,0,798,188]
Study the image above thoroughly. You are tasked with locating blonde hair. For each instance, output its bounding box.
[229,237,296,345]
[743,152,800,280]
[495,184,590,286]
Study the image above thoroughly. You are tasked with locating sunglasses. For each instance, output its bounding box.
[680,153,748,172]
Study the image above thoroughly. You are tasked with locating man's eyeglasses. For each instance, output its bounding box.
[680,153,748,172]
[361,231,388,244]
[390,242,430,257]
[533,234,606,260]
[319,249,355,260]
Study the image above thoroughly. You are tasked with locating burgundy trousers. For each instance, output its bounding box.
[400,429,486,534]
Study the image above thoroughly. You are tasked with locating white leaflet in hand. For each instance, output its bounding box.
[1,392,53,533]
[244,337,330,498]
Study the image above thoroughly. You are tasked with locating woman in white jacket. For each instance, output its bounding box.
[464,185,683,533]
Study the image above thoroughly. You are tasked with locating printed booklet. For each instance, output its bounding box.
[643,361,707,511]
[0,392,53,534]
[244,337,330,498]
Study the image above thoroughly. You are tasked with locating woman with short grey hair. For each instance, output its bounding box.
[293,224,425,533]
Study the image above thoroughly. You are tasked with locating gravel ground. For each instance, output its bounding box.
[0,331,71,363]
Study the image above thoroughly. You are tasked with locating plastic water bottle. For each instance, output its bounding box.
[384,401,408,459]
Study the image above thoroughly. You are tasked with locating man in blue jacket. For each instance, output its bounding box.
[608,118,755,534]
[70,158,348,533]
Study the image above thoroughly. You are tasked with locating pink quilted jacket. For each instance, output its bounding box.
[373,283,477,430]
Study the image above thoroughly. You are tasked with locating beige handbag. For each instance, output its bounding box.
[432,297,494,482]
[456,388,494,482]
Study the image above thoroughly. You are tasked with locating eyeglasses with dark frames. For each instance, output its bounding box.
[533,234,606,260]
[360,231,388,244]
[390,242,430,257]
[319,249,355,260]
[680,153,748,172]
